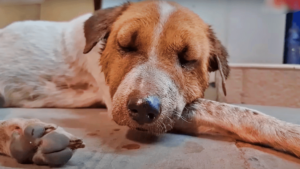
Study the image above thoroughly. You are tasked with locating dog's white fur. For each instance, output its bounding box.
[149,1,176,62]
[0,13,112,110]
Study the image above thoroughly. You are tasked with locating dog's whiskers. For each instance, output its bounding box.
[174,112,191,123]
[180,116,190,123]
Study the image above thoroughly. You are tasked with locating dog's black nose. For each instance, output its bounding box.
[127,95,161,125]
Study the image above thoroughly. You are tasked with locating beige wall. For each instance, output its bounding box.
[0,0,93,28]
[40,0,93,21]
[0,4,40,28]
[217,64,300,108]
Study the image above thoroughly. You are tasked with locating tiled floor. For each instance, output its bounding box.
[0,105,300,169]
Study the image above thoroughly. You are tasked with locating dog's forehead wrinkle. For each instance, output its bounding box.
[158,1,176,25]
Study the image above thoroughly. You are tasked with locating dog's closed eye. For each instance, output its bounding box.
[117,27,139,54]
[178,46,198,69]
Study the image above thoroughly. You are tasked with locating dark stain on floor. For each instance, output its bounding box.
[122,144,141,150]
[184,141,204,154]
[248,157,259,161]
[87,132,98,136]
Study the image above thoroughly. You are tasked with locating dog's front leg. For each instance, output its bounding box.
[0,118,84,166]
[174,98,300,157]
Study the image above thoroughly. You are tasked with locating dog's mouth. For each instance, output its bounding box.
[136,127,148,132]
[124,108,184,134]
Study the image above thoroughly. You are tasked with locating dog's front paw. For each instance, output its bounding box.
[9,121,85,167]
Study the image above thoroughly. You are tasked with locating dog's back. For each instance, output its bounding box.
[0,14,104,108]
[0,20,67,75]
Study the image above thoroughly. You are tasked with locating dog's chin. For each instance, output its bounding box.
[135,127,148,132]
[130,125,170,135]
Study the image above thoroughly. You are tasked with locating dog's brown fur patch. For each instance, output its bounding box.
[83,3,131,54]
[207,26,230,79]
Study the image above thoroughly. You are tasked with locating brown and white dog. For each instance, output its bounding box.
[0,0,300,166]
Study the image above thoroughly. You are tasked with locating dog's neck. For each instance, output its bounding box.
[62,13,105,80]
[61,13,113,112]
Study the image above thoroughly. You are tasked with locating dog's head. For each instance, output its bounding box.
[83,0,229,134]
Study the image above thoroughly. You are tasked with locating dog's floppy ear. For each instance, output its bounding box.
[83,3,130,54]
[207,26,230,96]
